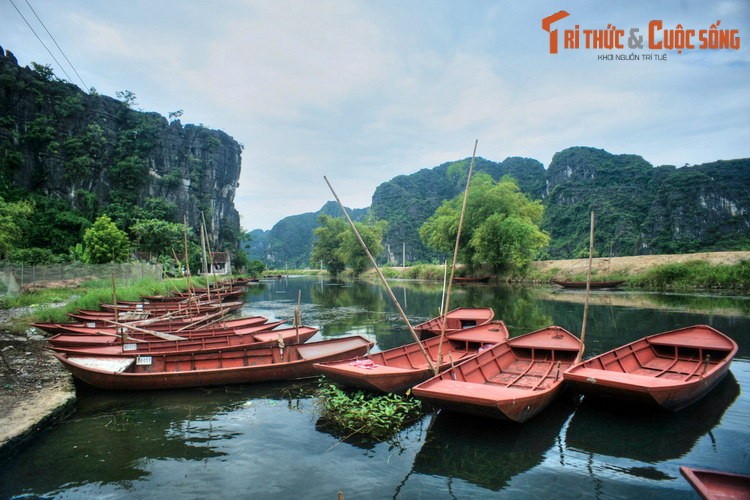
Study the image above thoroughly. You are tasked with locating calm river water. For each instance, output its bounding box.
[2,276,749,499]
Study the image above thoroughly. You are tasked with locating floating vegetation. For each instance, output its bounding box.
[316,382,424,443]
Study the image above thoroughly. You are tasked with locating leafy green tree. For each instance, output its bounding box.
[130,219,185,257]
[340,220,387,276]
[0,197,33,260]
[82,214,131,263]
[311,215,347,276]
[419,173,549,274]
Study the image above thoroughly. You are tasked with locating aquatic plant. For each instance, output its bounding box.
[316,382,423,442]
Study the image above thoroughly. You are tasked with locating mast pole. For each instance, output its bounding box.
[324,176,436,372]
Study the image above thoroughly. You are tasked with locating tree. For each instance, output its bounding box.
[130,219,185,257]
[340,220,387,276]
[82,214,131,263]
[0,197,33,260]
[419,173,549,275]
[310,215,347,276]
[311,215,387,276]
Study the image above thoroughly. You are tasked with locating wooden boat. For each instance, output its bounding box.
[563,325,738,411]
[34,315,269,336]
[50,325,319,356]
[314,321,509,393]
[100,300,244,314]
[412,326,581,422]
[414,307,495,339]
[46,321,286,348]
[52,335,373,390]
[452,275,491,284]
[680,466,750,500]
[552,279,625,289]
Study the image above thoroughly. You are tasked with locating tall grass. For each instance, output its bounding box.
[1,277,203,327]
[628,260,750,291]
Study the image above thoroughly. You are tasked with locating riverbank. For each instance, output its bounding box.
[0,310,76,459]
[530,251,750,279]
[2,250,748,458]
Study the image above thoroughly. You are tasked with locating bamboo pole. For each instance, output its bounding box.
[323,176,436,372]
[436,139,478,374]
[577,211,596,363]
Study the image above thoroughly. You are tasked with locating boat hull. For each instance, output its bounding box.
[315,322,509,393]
[413,326,581,422]
[53,336,373,390]
[50,326,318,356]
[680,466,750,500]
[563,325,737,411]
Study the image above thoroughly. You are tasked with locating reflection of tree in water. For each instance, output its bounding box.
[566,373,740,463]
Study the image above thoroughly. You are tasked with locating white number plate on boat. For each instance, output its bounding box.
[123,344,137,351]
[136,356,152,365]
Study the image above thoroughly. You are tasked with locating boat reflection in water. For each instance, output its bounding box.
[565,372,740,463]
[410,399,575,492]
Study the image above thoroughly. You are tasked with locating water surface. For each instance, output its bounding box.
[2,277,748,499]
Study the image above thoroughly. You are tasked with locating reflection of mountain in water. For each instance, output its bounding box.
[411,399,575,491]
[0,381,318,497]
[566,373,740,463]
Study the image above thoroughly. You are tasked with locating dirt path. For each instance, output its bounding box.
[531,251,750,279]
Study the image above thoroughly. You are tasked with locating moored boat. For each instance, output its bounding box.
[52,335,373,390]
[562,325,738,411]
[314,321,509,393]
[46,321,286,348]
[679,466,750,500]
[50,325,319,356]
[34,315,269,336]
[414,307,495,339]
[412,326,581,422]
[552,279,625,289]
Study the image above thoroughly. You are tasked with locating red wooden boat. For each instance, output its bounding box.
[414,307,495,339]
[552,279,625,289]
[100,300,243,314]
[50,325,319,357]
[34,315,269,336]
[314,321,509,394]
[680,466,750,500]
[52,335,373,390]
[46,321,286,348]
[412,326,581,422]
[562,325,737,410]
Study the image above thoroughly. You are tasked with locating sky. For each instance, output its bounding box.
[1,0,749,230]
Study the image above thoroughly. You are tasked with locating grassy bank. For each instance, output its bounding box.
[273,259,750,292]
[0,276,209,333]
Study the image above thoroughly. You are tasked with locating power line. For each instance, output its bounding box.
[23,0,89,90]
[8,0,88,91]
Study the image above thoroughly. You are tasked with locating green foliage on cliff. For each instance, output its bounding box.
[0,48,246,267]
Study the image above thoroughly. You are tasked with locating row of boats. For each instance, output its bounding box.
[40,296,738,423]
[37,286,746,497]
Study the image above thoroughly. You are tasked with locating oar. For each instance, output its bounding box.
[103,319,187,341]
[576,211,596,363]
[324,176,436,373]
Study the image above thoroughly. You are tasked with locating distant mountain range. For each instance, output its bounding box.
[248,147,749,268]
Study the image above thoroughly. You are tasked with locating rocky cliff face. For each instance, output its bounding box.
[0,46,241,249]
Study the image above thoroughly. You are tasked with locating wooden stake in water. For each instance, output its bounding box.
[324,176,436,373]
[577,211,595,363]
